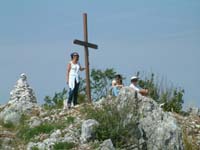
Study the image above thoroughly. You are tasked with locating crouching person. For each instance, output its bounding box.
[130,76,148,96]
[112,74,124,97]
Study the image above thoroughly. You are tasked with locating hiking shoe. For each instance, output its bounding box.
[67,104,71,109]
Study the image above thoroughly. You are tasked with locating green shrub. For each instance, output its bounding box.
[65,116,75,124]
[137,72,184,113]
[2,121,15,129]
[78,68,118,101]
[17,122,66,142]
[53,142,76,150]
[31,146,39,150]
[82,100,141,148]
[182,129,198,150]
[43,88,67,110]
[90,68,117,101]
[91,141,100,149]
[0,113,30,130]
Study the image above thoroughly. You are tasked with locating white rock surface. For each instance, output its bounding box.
[116,87,184,150]
[9,73,37,104]
[3,111,21,126]
[0,73,40,126]
[100,139,115,150]
[50,129,62,139]
[29,116,42,128]
[81,119,99,143]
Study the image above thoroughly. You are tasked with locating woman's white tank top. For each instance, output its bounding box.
[69,61,80,90]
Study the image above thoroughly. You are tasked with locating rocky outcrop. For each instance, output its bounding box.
[27,108,84,150]
[81,119,99,143]
[116,87,184,150]
[29,116,42,128]
[0,79,197,149]
[0,130,16,150]
[0,73,40,126]
[174,112,200,148]
[100,139,115,150]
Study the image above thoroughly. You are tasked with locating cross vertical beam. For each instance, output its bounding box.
[83,13,92,102]
[73,13,98,103]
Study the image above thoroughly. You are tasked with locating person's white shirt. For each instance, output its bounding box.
[130,83,140,92]
[68,61,80,90]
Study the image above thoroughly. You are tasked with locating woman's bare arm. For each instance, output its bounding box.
[66,63,71,84]
[139,89,148,96]
[79,64,85,71]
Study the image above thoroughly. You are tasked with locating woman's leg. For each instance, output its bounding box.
[67,88,74,107]
[73,81,80,106]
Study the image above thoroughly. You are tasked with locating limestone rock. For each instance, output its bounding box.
[3,111,21,126]
[50,129,62,139]
[62,135,75,143]
[116,87,184,150]
[29,116,42,128]
[81,119,99,143]
[0,131,15,150]
[100,139,115,150]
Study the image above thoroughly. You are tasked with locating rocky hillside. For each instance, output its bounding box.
[0,74,200,150]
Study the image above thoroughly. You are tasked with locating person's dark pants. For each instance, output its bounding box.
[68,80,80,106]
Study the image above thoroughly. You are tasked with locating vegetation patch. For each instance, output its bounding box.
[65,116,75,124]
[137,72,184,113]
[1,121,15,129]
[17,122,66,143]
[43,88,67,110]
[182,129,199,150]
[53,142,76,150]
[83,100,140,149]
[31,146,39,150]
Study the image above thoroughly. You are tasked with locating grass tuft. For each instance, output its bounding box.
[53,142,76,150]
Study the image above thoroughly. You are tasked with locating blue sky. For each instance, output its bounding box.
[0,0,200,108]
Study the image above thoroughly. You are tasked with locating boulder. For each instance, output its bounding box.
[50,129,62,139]
[116,87,184,150]
[81,119,99,143]
[100,139,115,150]
[62,135,75,143]
[29,116,42,128]
[3,111,21,126]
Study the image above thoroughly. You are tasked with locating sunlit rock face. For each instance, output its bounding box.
[0,73,40,126]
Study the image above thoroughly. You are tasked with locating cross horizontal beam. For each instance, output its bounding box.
[73,39,98,49]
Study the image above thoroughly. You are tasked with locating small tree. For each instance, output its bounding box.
[137,72,184,113]
[43,88,67,109]
[65,68,117,102]
[90,68,117,101]
[161,89,184,113]
[82,99,141,149]
[138,73,159,101]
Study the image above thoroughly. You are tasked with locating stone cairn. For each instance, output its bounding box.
[8,73,37,104]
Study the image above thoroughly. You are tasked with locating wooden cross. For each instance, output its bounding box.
[73,13,98,102]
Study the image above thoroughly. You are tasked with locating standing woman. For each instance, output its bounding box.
[66,52,85,109]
